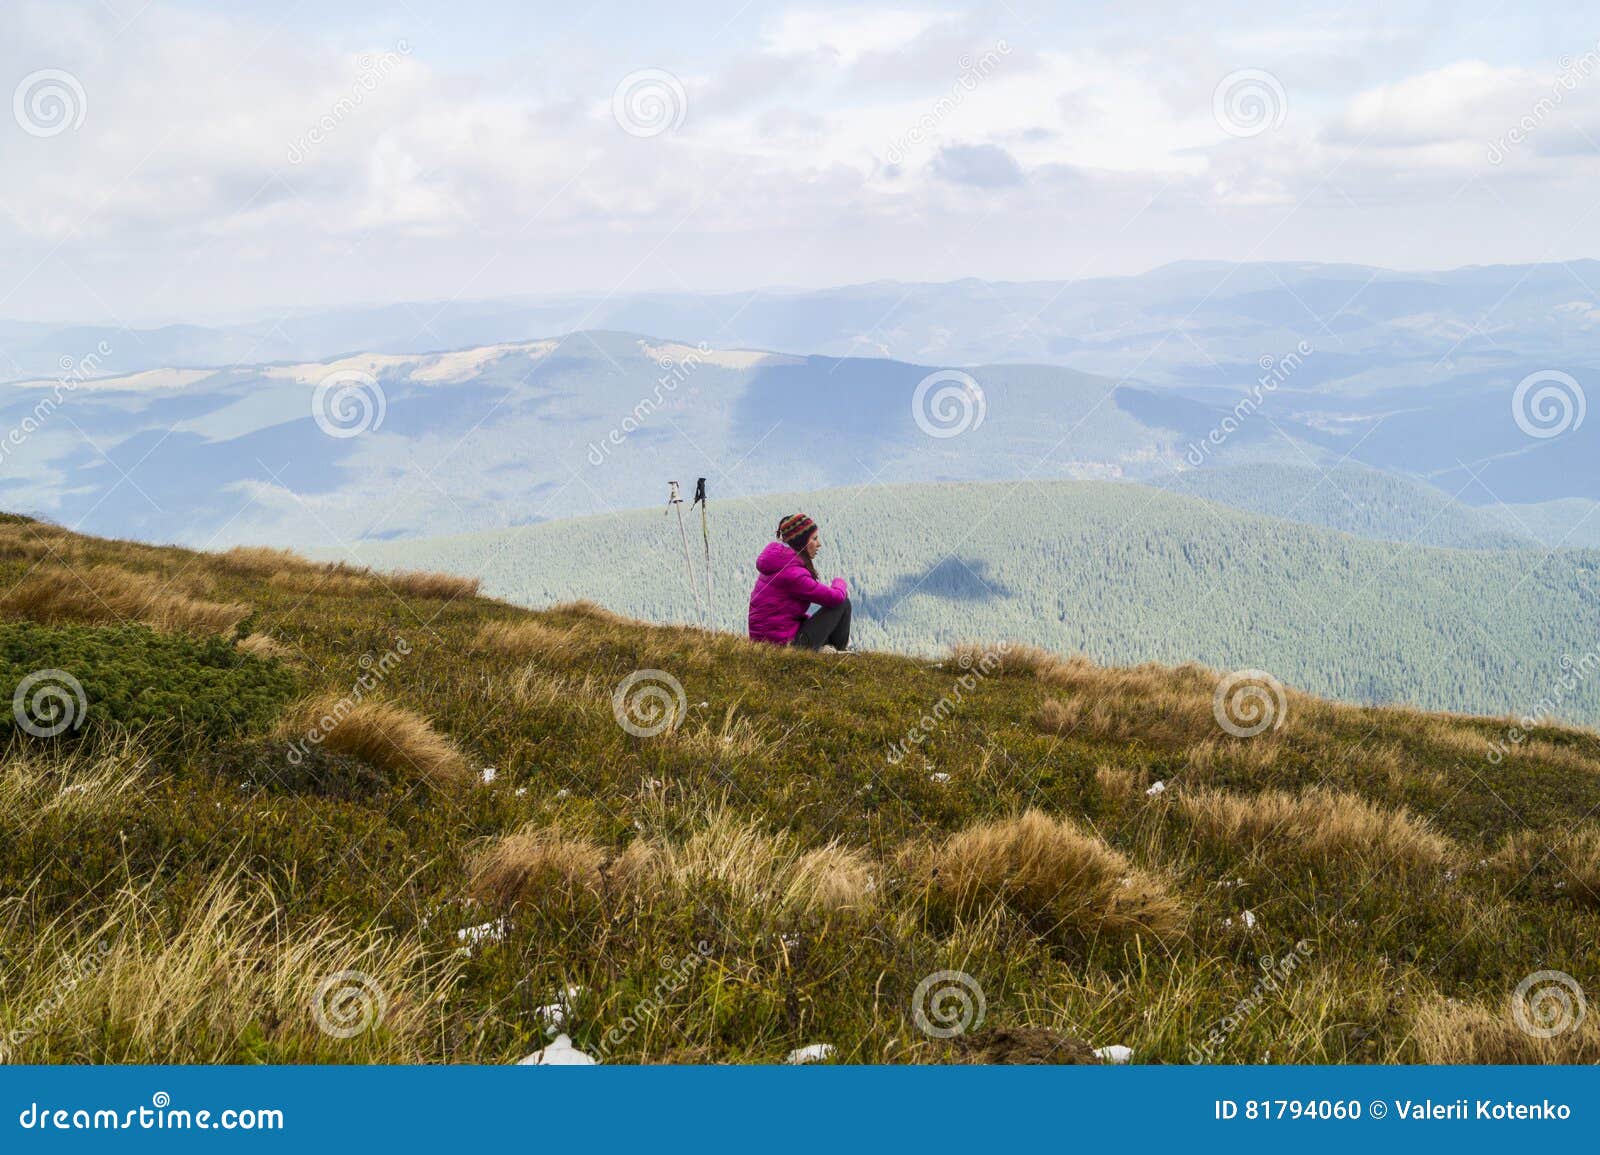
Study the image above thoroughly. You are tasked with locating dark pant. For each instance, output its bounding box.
[794,598,851,650]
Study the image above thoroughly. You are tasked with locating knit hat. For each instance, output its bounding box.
[777,513,816,547]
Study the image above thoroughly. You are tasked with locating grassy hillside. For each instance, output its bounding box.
[332,480,1600,727]
[2,512,1599,1065]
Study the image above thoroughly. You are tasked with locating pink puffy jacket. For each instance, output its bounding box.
[747,541,849,645]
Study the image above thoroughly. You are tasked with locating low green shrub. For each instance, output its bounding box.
[0,622,296,743]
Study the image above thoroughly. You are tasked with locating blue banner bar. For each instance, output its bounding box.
[1,1066,1595,1151]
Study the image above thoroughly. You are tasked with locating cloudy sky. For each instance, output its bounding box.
[5,0,1600,323]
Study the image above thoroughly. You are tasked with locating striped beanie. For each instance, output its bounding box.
[777,513,816,546]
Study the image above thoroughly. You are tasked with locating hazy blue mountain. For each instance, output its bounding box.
[7,256,1600,547]
[5,333,1276,548]
[10,258,1600,391]
[324,479,1600,726]
[4,313,1594,551]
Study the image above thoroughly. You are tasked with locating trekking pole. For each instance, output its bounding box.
[665,480,705,627]
[692,477,713,631]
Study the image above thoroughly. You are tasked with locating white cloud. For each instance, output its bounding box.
[761,7,946,66]
[5,1,1600,322]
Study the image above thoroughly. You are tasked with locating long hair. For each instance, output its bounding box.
[786,527,818,578]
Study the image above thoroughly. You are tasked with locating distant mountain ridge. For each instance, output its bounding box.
[0,331,1310,548]
[10,258,1600,381]
[6,319,1597,552]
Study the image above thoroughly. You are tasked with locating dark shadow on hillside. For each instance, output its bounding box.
[857,556,1011,619]
[731,356,929,463]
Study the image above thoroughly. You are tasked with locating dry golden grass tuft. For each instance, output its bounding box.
[668,705,788,760]
[0,521,87,565]
[548,599,627,623]
[213,544,322,576]
[1419,719,1600,778]
[1094,763,1143,799]
[918,809,1185,944]
[475,618,568,658]
[468,823,607,911]
[0,564,249,636]
[277,696,469,787]
[1033,668,1269,751]
[1181,786,1453,870]
[948,641,1067,677]
[0,739,152,839]
[1037,656,1213,697]
[1035,691,1214,747]
[0,870,452,1063]
[1492,827,1600,906]
[268,568,373,596]
[1036,696,1140,744]
[509,667,608,712]
[1179,738,1282,781]
[612,808,879,917]
[382,569,480,600]
[237,631,294,660]
[1408,992,1600,1063]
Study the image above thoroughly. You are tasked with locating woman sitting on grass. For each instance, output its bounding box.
[747,513,852,650]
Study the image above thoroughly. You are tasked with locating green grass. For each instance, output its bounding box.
[2,517,1599,1064]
